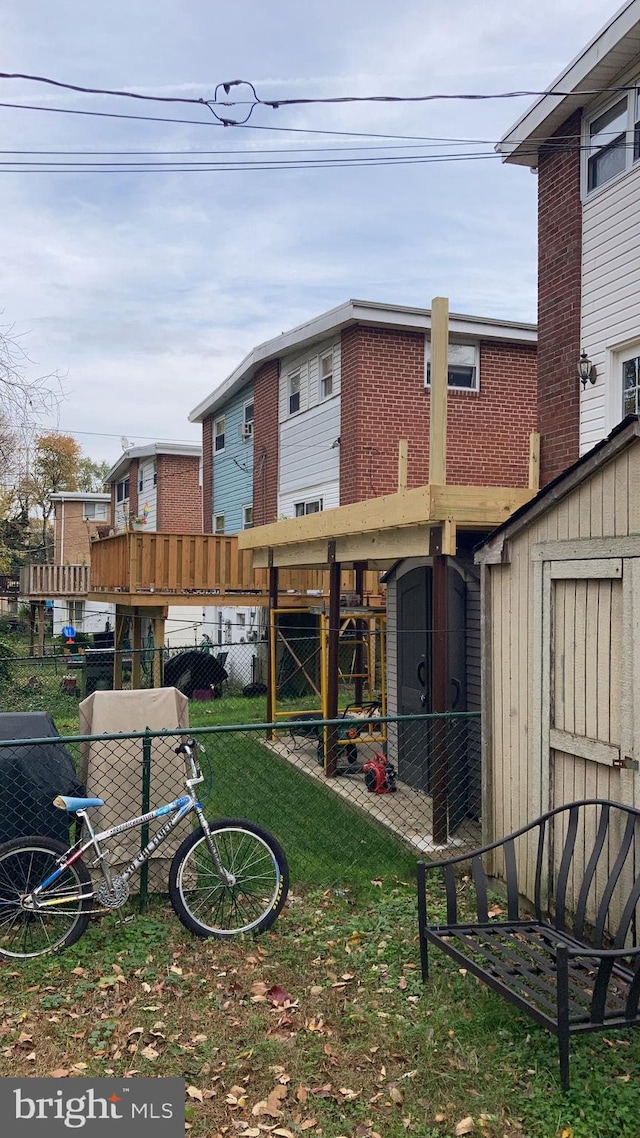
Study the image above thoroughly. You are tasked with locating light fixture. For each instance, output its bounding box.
[578,350,596,389]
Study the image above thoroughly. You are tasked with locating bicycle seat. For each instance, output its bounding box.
[53,795,105,812]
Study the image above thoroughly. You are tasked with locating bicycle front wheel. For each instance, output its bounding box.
[0,836,92,959]
[169,819,289,938]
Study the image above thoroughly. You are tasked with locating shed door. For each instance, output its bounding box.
[543,557,637,924]
[545,558,632,804]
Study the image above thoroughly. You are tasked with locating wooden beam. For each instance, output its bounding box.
[430,484,534,524]
[151,615,165,688]
[131,611,142,690]
[529,431,541,491]
[113,611,126,690]
[441,519,457,556]
[429,296,449,486]
[325,543,341,778]
[397,440,408,491]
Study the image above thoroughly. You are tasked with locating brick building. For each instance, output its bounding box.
[105,443,202,535]
[49,491,112,636]
[498,0,640,485]
[189,299,537,530]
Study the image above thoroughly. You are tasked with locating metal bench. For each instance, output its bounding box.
[417,799,640,1090]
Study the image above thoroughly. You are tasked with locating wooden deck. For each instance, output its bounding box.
[21,564,90,598]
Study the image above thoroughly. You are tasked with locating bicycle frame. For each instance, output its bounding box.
[25,745,234,912]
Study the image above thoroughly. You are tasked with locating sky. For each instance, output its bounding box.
[0,0,615,465]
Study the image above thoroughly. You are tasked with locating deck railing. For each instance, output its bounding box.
[88,532,383,603]
[20,563,90,598]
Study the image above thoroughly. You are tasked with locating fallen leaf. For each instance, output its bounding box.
[186,1087,203,1103]
[296,1085,308,1104]
[266,985,294,1007]
[455,1118,476,1136]
[389,1085,404,1105]
[49,1069,69,1078]
[140,1045,159,1061]
[300,1121,317,1131]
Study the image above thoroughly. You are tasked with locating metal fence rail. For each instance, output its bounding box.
[0,712,481,908]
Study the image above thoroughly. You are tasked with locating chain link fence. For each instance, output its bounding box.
[0,711,481,906]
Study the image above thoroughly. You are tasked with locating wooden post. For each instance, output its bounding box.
[431,552,449,845]
[429,296,449,486]
[29,602,36,657]
[131,611,142,689]
[397,440,408,491]
[113,610,126,689]
[266,553,278,738]
[36,602,46,656]
[151,611,166,688]
[325,541,341,778]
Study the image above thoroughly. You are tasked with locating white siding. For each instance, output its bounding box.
[278,398,340,517]
[137,460,158,530]
[581,164,640,452]
[278,338,341,422]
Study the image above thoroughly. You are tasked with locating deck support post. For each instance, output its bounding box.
[266,552,278,739]
[325,541,341,778]
[354,561,367,706]
[432,551,449,845]
[113,610,126,690]
[131,610,143,690]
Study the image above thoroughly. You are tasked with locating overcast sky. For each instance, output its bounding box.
[0,0,612,464]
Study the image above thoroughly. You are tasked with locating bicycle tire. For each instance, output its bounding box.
[168,819,289,939]
[0,835,92,959]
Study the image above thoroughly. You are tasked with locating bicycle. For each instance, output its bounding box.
[0,739,289,959]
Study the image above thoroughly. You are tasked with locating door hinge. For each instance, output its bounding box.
[613,755,639,771]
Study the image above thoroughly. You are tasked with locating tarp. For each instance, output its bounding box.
[164,651,228,698]
[78,688,189,891]
[0,711,84,845]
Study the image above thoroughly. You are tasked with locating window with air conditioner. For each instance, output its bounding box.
[242,400,254,439]
[425,340,479,390]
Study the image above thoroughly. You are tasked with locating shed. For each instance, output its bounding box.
[476,416,640,911]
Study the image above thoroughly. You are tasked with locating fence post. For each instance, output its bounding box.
[139,728,152,912]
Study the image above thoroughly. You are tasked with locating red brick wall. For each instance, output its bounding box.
[253,359,280,525]
[156,454,202,532]
[537,110,582,485]
[202,416,213,532]
[339,326,537,503]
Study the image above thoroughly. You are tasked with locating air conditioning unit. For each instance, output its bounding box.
[239,422,254,440]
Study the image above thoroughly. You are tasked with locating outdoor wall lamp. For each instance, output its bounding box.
[578,350,596,389]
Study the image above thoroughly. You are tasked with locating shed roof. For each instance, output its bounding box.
[476,416,640,562]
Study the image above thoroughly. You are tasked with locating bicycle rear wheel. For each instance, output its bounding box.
[169,819,289,938]
[0,836,92,959]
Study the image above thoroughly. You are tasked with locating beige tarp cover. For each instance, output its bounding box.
[78,688,190,891]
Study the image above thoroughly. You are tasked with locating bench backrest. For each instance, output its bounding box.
[488,800,640,948]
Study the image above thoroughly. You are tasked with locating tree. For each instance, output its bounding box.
[0,322,65,433]
[77,456,110,493]
[21,434,82,562]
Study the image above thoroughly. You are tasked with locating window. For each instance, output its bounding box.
[237,613,246,627]
[243,504,253,529]
[116,478,129,503]
[83,502,109,521]
[425,340,478,390]
[67,600,84,630]
[214,416,225,453]
[288,370,301,415]
[585,90,640,193]
[623,352,640,416]
[319,351,333,399]
[295,498,323,516]
[243,400,254,439]
[214,514,225,534]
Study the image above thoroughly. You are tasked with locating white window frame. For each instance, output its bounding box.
[620,343,640,419]
[242,399,254,440]
[583,87,640,198]
[214,416,226,453]
[424,338,480,392]
[214,514,225,534]
[83,502,109,521]
[288,369,301,416]
[243,504,253,529]
[319,350,334,400]
[294,498,323,517]
[67,600,84,629]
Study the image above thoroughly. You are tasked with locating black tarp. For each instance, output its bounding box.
[0,712,84,844]
[163,651,229,699]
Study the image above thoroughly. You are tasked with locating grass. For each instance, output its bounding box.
[1,883,639,1138]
